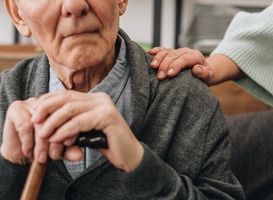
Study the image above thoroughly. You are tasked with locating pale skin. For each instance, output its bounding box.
[1,0,143,173]
[149,47,245,85]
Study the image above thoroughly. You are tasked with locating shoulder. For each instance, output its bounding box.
[154,69,224,130]
[0,53,49,101]
[159,69,218,106]
[118,29,219,112]
[1,53,48,80]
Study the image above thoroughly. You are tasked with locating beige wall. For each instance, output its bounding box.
[0,1,13,44]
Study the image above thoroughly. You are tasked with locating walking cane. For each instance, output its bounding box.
[20,130,108,200]
[20,159,47,200]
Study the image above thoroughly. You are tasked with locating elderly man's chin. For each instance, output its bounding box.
[59,46,110,70]
[64,56,103,70]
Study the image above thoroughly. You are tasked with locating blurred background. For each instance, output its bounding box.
[1,0,272,53]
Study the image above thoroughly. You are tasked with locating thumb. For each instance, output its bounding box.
[192,65,214,86]
[63,146,84,162]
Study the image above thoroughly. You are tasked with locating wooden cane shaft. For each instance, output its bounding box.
[19,130,107,200]
[20,159,47,200]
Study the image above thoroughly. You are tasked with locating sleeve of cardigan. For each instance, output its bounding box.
[119,107,244,200]
[0,154,30,199]
[118,70,244,199]
[212,3,273,106]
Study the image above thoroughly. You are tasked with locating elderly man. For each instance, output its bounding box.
[0,0,244,199]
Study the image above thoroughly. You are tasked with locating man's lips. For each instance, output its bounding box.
[65,29,98,38]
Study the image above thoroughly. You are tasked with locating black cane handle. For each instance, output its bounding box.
[75,130,108,149]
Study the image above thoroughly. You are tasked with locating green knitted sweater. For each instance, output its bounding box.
[212,3,273,106]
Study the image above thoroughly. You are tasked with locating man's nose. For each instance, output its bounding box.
[62,0,89,17]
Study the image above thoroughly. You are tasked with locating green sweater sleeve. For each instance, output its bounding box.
[212,3,273,106]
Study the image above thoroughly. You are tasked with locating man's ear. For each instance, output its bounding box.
[118,0,128,16]
[3,0,31,37]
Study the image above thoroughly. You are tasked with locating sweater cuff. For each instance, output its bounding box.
[118,143,179,198]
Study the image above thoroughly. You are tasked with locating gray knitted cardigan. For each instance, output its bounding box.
[0,30,244,199]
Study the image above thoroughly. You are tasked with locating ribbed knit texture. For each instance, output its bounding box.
[212,3,273,106]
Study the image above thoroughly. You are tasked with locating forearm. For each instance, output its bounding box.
[119,143,187,199]
[119,142,243,200]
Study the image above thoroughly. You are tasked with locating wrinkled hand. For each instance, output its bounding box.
[1,98,38,164]
[32,90,144,172]
[149,47,244,86]
[149,47,214,85]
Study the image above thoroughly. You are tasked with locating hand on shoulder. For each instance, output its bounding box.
[149,47,243,86]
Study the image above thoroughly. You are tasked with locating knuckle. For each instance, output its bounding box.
[96,92,111,101]
[27,97,37,103]
[39,93,51,101]
[59,90,72,101]
[63,103,77,115]
[10,100,23,110]
[177,56,187,64]
[182,47,190,52]
[17,122,33,132]
[166,51,178,58]
[193,50,204,62]
[166,48,180,57]
[101,103,115,118]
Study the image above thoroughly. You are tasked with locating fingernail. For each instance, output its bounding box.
[194,66,202,75]
[64,139,74,146]
[167,68,174,75]
[38,151,47,163]
[151,60,158,66]
[157,71,165,79]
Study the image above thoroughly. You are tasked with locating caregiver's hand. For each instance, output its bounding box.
[149,47,244,86]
